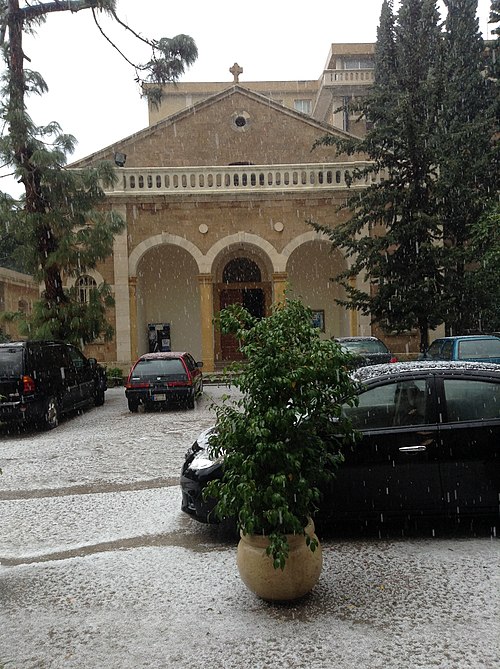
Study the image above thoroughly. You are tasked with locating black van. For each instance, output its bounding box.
[0,341,107,429]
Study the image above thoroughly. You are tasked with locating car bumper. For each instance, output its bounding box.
[126,387,193,404]
[0,399,43,423]
[180,473,219,523]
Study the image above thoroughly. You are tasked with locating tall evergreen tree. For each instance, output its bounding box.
[311,0,444,351]
[0,1,197,345]
[437,0,498,334]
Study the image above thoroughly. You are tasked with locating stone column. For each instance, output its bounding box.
[349,276,358,335]
[112,208,132,364]
[129,276,138,362]
[272,272,288,306]
[198,274,215,372]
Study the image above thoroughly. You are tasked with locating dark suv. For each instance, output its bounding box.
[125,351,203,412]
[0,340,107,429]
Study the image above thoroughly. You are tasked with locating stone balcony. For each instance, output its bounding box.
[103,162,382,196]
[320,69,375,86]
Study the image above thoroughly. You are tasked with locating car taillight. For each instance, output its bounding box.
[22,375,36,393]
[126,381,150,389]
[390,356,398,363]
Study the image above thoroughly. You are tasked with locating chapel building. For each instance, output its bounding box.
[72,43,418,372]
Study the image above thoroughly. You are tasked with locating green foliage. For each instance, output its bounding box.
[436,0,499,334]
[204,298,359,569]
[310,0,498,349]
[6,281,115,345]
[106,366,123,385]
[0,1,197,346]
[465,204,500,331]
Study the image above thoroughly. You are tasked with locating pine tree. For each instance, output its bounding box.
[438,0,498,334]
[311,0,444,351]
[0,1,197,345]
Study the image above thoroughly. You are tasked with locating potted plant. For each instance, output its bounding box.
[204,298,359,601]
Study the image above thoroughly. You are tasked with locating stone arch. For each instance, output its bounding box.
[128,233,204,276]
[281,230,330,263]
[203,233,283,275]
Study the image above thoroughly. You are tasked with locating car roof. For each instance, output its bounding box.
[335,336,382,342]
[136,352,190,361]
[352,360,500,385]
[0,340,67,349]
[432,335,500,342]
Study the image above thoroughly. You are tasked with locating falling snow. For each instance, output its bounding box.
[0,386,499,669]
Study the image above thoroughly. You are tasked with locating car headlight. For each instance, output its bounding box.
[196,426,216,449]
[188,449,223,471]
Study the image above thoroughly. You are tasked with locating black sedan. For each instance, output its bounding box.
[180,362,500,530]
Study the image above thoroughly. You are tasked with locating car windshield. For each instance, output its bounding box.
[341,340,388,354]
[457,339,500,359]
[0,348,22,376]
[131,358,187,379]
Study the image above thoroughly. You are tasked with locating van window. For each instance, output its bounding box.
[0,347,23,376]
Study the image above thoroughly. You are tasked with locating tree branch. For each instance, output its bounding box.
[18,0,115,21]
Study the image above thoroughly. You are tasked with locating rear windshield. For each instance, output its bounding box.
[131,358,187,380]
[458,339,500,359]
[341,339,388,354]
[0,347,23,376]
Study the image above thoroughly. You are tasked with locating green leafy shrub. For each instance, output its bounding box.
[106,366,124,386]
[204,298,359,569]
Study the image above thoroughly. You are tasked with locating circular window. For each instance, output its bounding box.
[231,111,251,132]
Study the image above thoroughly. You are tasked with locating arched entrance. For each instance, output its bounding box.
[216,256,271,362]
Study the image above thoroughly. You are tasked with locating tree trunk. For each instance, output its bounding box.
[7,0,68,305]
[418,317,429,353]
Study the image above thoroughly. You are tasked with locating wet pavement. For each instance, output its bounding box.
[1,386,499,668]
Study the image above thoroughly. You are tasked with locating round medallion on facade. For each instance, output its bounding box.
[199,223,209,234]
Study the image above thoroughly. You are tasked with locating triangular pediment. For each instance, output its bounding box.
[72,85,356,168]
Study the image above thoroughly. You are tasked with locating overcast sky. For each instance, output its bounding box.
[3,0,495,193]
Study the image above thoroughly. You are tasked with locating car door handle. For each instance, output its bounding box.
[399,445,427,452]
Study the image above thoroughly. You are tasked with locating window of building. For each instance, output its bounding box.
[343,58,374,70]
[76,275,97,303]
[293,99,312,114]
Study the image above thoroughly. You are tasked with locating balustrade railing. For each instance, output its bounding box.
[321,69,374,85]
[103,162,382,195]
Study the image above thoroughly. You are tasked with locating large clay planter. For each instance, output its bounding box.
[236,519,323,601]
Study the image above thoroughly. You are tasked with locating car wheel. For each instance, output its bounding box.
[197,380,204,397]
[94,388,105,407]
[128,399,139,413]
[187,390,195,410]
[41,396,59,430]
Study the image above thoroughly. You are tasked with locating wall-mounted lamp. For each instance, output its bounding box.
[114,152,127,167]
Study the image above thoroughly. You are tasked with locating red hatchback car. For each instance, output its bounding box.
[125,351,203,412]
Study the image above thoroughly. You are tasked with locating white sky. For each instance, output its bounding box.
[2,0,494,194]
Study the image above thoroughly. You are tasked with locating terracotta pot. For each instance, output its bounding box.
[236,518,323,601]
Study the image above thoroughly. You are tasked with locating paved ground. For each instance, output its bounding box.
[1,386,499,669]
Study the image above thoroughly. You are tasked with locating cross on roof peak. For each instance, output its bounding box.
[229,62,243,83]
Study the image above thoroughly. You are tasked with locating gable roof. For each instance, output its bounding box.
[71,84,357,169]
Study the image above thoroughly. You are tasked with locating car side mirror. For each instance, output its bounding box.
[88,357,97,368]
[197,361,203,368]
